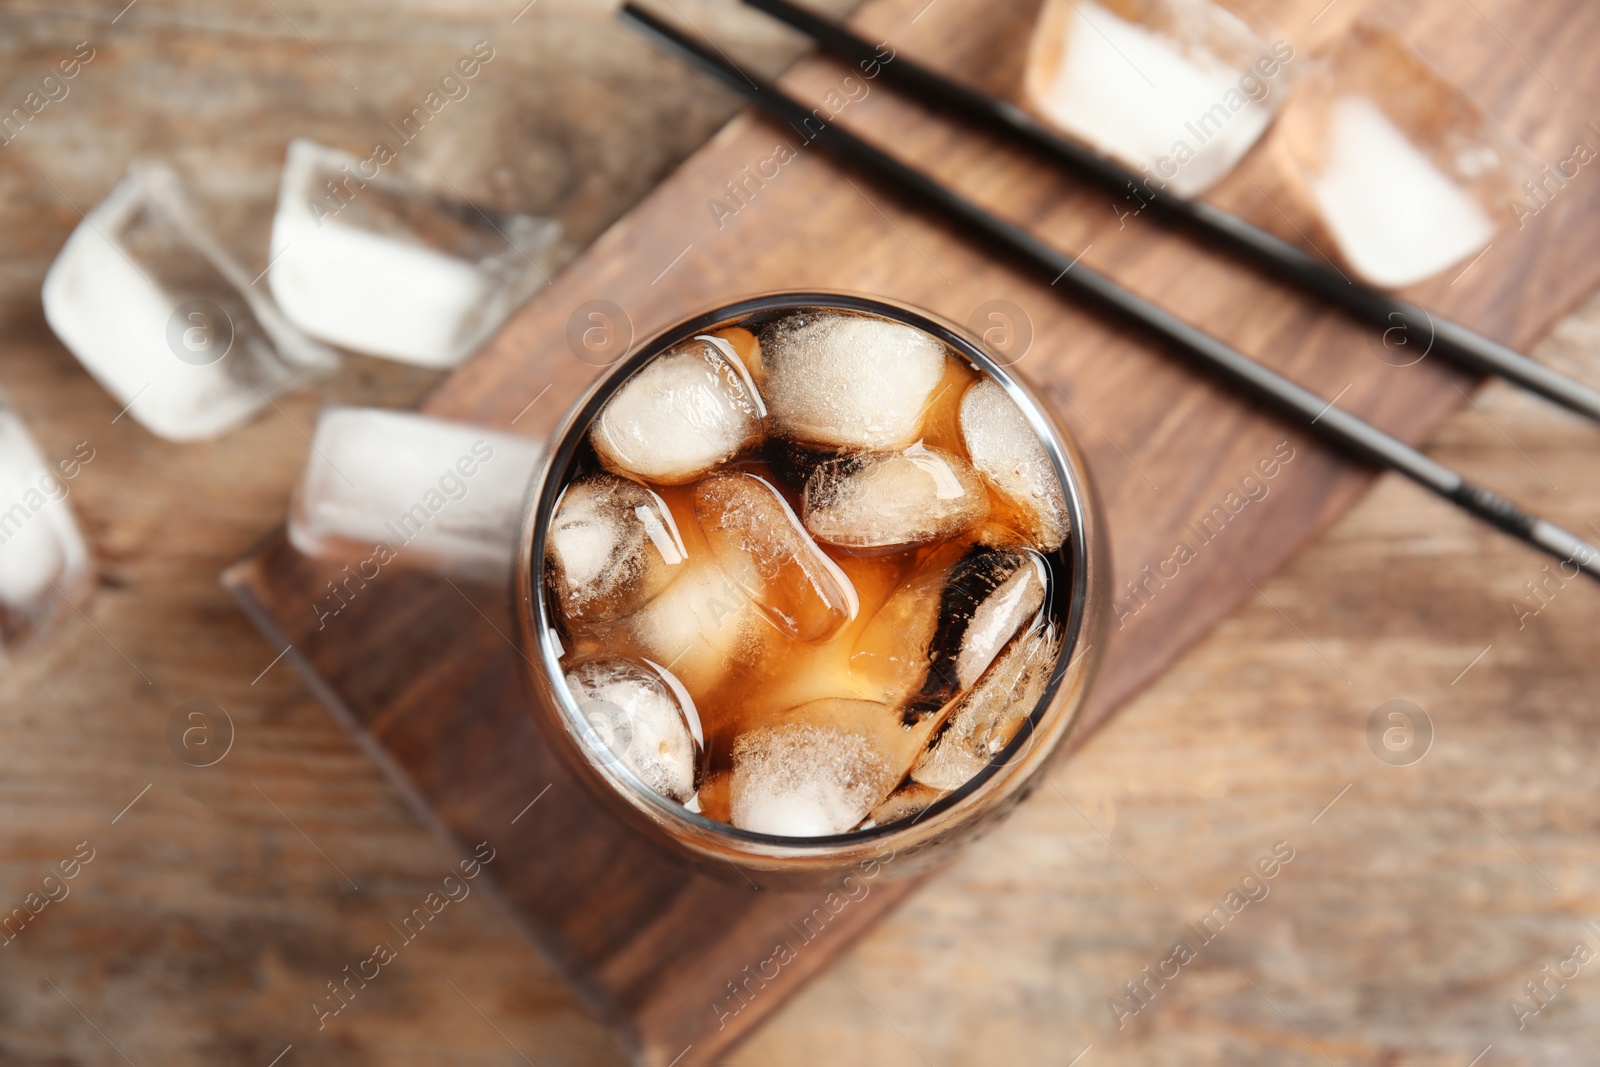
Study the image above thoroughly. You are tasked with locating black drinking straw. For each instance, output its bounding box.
[618,2,1600,582]
[738,0,1600,427]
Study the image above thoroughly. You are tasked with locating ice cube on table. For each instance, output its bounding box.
[1277,24,1529,288]
[268,139,561,368]
[730,722,898,837]
[959,379,1069,552]
[1306,97,1494,286]
[912,627,1058,792]
[564,657,703,803]
[852,542,1049,719]
[802,443,989,551]
[0,403,92,654]
[757,312,946,450]
[288,406,542,583]
[591,334,765,484]
[693,471,857,642]
[41,162,337,442]
[547,473,685,624]
[1023,0,1295,198]
[1308,96,1495,286]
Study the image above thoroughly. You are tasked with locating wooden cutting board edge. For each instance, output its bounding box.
[220,554,654,1062]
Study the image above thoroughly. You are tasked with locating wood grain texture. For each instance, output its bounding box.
[0,1,843,1064]
[226,536,922,1066]
[433,0,1600,739]
[2,0,1598,1064]
[732,299,1600,1067]
[224,0,1600,1062]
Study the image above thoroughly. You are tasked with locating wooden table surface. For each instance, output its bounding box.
[2,1,1598,1065]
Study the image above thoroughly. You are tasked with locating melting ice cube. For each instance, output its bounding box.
[864,782,946,829]
[1277,24,1531,288]
[591,334,765,484]
[41,162,336,442]
[853,541,1049,719]
[911,627,1058,792]
[760,696,949,788]
[288,406,542,583]
[564,657,703,803]
[1307,97,1494,286]
[624,557,770,695]
[959,379,1069,552]
[0,402,92,653]
[693,471,857,642]
[268,139,560,368]
[802,443,989,551]
[1023,0,1296,197]
[546,473,685,624]
[757,312,946,450]
[729,722,898,837]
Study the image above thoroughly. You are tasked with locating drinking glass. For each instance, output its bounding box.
[513,292,1108,886]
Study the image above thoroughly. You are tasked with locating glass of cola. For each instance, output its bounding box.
[514,292,1107,885]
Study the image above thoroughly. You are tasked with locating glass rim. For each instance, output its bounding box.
[516,290,1096,856]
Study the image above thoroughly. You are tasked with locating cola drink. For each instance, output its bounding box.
[519,295,1103,878]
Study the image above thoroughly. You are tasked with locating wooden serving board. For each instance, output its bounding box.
[224,0,1600,1062]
